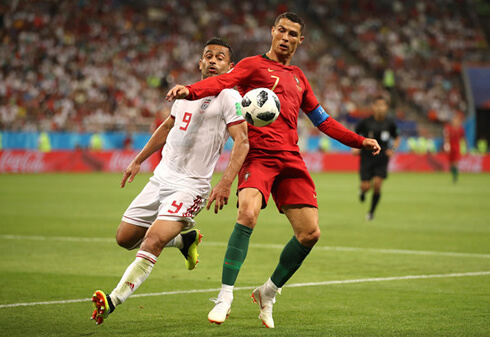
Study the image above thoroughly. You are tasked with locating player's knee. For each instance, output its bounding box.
[297,227,321,248]
[140,235,165,256]
[116,234,137,250]
[236,208,258,228]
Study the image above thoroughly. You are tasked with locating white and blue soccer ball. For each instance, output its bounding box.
[241,88,280,127]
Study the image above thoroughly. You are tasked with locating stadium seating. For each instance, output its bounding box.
[0,0,487,147]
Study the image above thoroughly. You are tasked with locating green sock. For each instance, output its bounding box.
[222,223,253,286]
[451,165,458,183]
[271,236,311,288]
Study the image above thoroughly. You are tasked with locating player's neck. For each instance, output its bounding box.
[265,50,292,66]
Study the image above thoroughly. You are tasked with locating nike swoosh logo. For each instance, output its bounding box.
[259,292,265,309]
[224,262,235,265]
[267,68,274,72]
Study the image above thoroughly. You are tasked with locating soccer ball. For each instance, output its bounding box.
[241,88,280,127]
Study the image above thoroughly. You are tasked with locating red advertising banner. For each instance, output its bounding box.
[0,150,489,173]
[0,150,159,173]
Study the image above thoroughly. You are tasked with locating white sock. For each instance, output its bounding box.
[265,278,281,296]
[165,234,183,249]
[218,284,234,303]
[109,250,157,306]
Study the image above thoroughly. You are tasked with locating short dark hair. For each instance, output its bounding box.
[203,37,233,62]
[274,12,306,34]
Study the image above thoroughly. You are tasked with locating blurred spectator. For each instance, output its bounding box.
[0,0,391,134]
[477,138,488,154]
[38,131,51,152]
[320,137,331,152]
[322,0,487,123]
[89,132,103,151]
[123,132,133,151]
[1,0,485,140]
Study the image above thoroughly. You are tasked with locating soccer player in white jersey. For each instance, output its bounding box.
[91,37,249,325]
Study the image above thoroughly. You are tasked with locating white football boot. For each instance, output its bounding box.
[208,288,233,325]
[251,279,281,328]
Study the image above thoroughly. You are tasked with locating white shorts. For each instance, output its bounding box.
[122,179,207,231]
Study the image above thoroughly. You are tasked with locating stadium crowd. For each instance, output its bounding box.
[0,0,386,133]
[0,0,486,135]
[322,0,487,123]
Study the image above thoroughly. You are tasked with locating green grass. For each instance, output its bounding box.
[0,172,489,336]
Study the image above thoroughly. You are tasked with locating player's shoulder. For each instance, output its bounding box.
[217,88,242,101]
[236,55,262,66]
[291,64,307,77]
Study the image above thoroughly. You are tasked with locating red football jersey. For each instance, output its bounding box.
[444,124,465,153]
[186,54,319,152]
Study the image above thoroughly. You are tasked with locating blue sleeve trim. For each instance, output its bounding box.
[306,105,330,127]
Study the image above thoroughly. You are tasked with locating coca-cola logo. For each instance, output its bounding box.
[459,155,483,173]
[109,152,152,172]
[0,151,45,173]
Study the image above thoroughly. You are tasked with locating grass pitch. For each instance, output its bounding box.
[0,172,489,336]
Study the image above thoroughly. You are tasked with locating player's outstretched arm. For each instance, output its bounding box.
[121,116,175,188]
[207,121,249,214]
[305,105,368,150]
[166,85,189,102]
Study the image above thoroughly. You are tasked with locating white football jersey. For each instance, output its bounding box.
[152,89,244,194]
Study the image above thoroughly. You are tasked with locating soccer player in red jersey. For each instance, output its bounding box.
[167,12,380,328]
[444,114,466,183]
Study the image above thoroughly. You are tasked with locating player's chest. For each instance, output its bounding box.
[175,99,222,131]
[248,66,304,102]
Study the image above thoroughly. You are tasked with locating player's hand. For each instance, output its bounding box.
[166,85,189,102]
[362,138,381,155]
[206,182,231,214]
[121,161,140,188]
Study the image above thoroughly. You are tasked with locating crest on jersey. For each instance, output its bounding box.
[294,75,302,92]
[200,99,212,114]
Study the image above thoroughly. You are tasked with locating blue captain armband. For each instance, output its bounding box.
[306,105,330,127]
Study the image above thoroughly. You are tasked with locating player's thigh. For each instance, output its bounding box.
[237,152,280,209]
[236,188,263,228]
[116,221,148,249]
[141,219,186,257]
[157,188,207,231]
[282,205,320,248]
[272,157,318,212]
[122,180,160,228]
